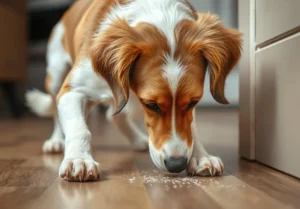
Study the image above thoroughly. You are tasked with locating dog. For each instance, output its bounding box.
[26,0,242,181]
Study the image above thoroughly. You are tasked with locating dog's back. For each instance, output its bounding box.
[52,0,93,61]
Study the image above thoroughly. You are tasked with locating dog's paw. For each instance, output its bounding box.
[59,158,100,181]
[187,156,224,176]
[42,139,64,153]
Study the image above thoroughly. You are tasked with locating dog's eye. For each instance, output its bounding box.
[144,103,161,114]
[185,100,198,111]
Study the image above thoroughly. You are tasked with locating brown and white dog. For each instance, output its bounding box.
[26,0,242,181]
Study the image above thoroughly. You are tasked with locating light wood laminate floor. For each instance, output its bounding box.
[0,108,299,209]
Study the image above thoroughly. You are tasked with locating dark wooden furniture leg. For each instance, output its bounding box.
[1,82,22,118]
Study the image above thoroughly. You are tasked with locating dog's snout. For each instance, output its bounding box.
[164,157,187,173]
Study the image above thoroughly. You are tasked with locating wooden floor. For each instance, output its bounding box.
[0,108,299,209]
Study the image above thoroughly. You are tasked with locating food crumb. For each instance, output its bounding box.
[129,177,136,183]
[125,170,238,189]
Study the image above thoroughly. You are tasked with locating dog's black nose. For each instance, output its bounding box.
[164,157,188,173]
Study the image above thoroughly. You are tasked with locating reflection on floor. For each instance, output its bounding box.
[0,108,299,209]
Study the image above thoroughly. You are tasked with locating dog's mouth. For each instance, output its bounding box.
[149,142,168,171]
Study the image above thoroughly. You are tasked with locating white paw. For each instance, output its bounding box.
[187,156,224,176]
[42,139,64,153]
[132,137,148,151]
[59,158,100,181]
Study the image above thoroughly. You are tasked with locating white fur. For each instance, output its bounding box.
[42,116,64,153]
[162,55,185,95]
[149,139,167,171]
[70,58,113,101]
[149,57,190,168]
[47,22,72,94]
[187,110,224,176]
[187,155,224,176]
[58,91,100,181]
[97,0,194,55]
[58,92,92,157]
[25,89,54,117]
[162,56,185,153]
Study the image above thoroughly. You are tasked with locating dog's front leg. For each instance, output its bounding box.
[57,91,100,181]
[187,112,224,176]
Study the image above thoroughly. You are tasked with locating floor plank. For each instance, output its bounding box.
[227,160,300,209]
[0,187,46,209]
[0,160,23,171]
[201,174,291,209]
[0,166,57,187]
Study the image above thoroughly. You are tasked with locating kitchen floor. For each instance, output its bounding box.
[0,108,299,209]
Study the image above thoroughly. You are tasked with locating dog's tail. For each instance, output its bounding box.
[25,89,55,117]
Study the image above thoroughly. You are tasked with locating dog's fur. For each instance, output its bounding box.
[26,0,242,181]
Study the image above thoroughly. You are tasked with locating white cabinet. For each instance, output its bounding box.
[256,0,300,45]
[239,0,300,178]
[255,34,300,177]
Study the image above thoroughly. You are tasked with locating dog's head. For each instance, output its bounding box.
[92,13,242,173]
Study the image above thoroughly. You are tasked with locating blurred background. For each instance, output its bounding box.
[0,0,238,118]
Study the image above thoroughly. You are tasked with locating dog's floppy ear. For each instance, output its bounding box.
[91,19,146,115]
[197,13,242,104]
[179,13,242,104]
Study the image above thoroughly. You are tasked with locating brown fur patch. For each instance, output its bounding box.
[131,55,172,150]
[175,13,242,104]
[174,55,207,148]
[56,72,72,102]
[91,19,170,114]
[45,74,52,94]
[60,0,93,61]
